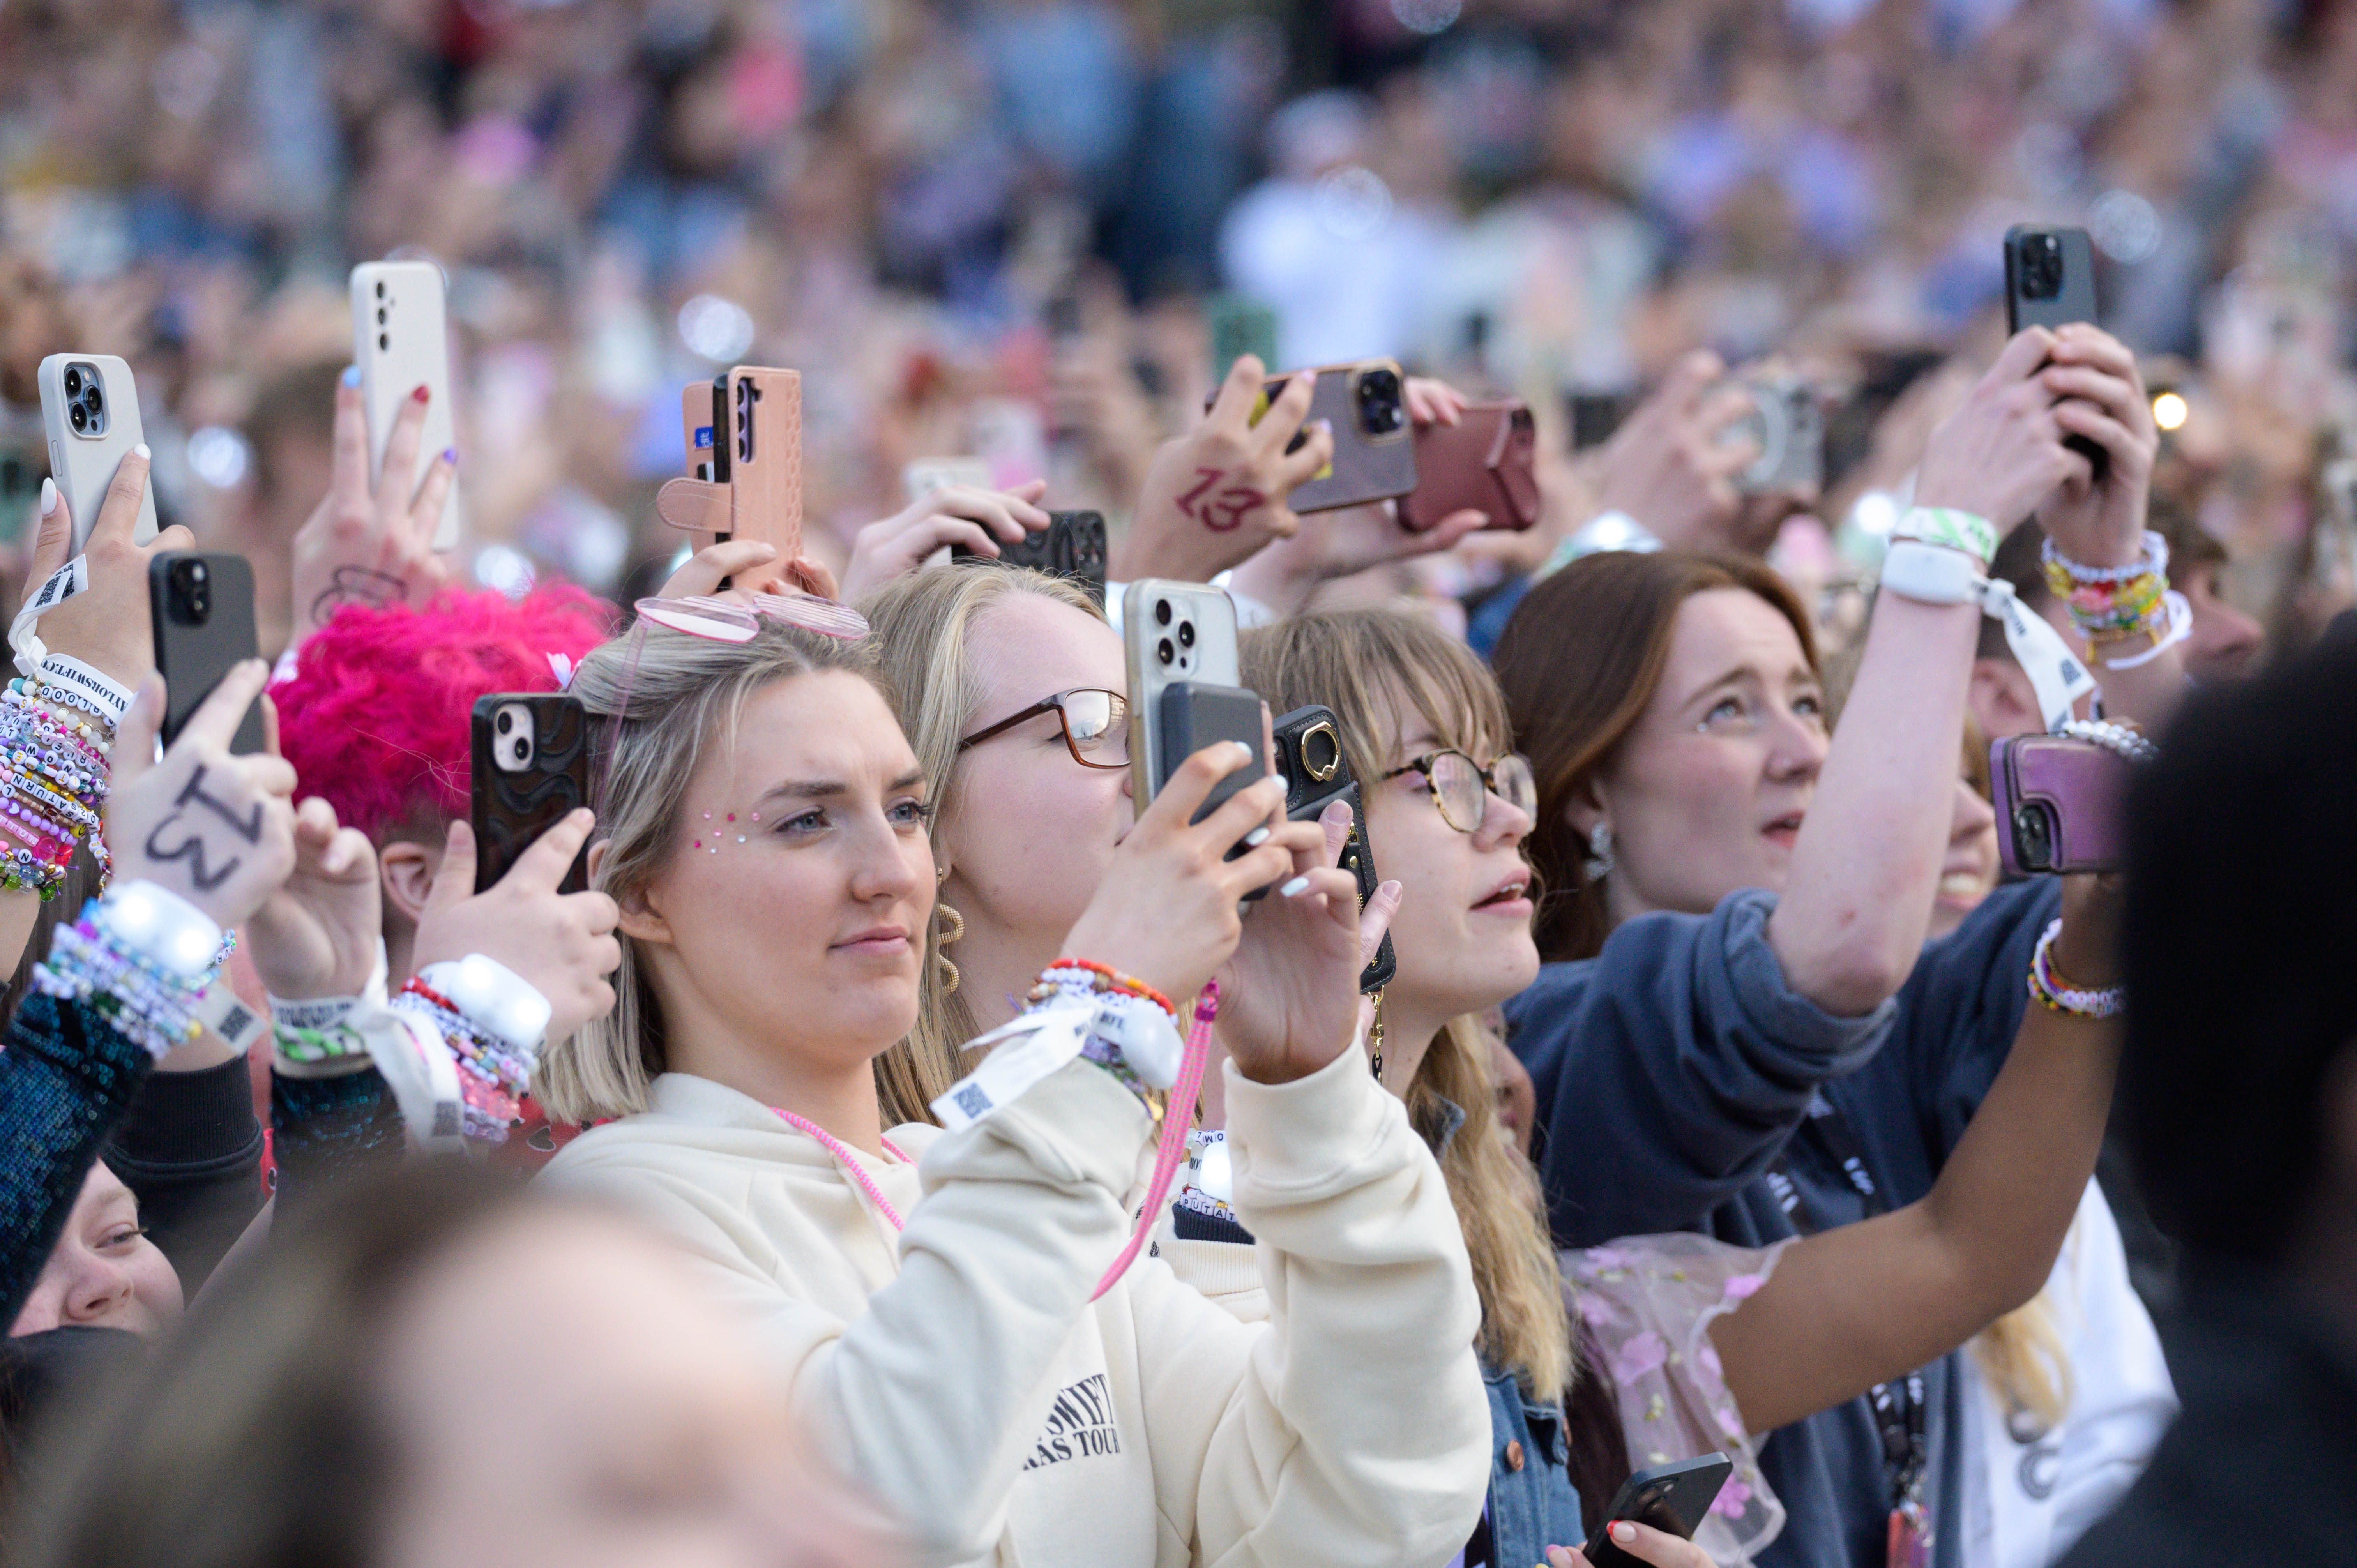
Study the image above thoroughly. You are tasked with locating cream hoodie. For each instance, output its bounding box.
[540,1045,1488,1568]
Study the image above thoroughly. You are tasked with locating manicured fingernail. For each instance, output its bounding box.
[1311,418,1333,438]
[442,447,458,465]
[1229,742,1253,765]
[132,443,150,460]
[1279,876,1312,898]
[412,384,430,402]
[1610,1524,1635,1543]
[1244,826,1270,847]
[341,364,361,387]
[38,479,56,517]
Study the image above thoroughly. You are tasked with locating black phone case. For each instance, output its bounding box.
[951,510,1108,602]
[148,553,265,754]
[469,695,591,895]
[1583,1454,1733,1567]
[1273,705,1395,994]
[2004,224,2107,482]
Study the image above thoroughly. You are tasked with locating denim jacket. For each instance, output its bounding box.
[1481,1361,1585,1568]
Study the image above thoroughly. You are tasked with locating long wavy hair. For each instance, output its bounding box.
[534,617,954,1128]
[1491,551,1818,962]
[857,563,1108,1095]
[1240,608,1573,1404]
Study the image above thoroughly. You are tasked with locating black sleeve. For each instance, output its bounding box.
[271,1065,406,1219]
[0,993,155,1330]
[101,1054,265,1297]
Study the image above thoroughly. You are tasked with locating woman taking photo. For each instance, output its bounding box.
[533,615,1490,1567]
[1491,325,2182,1568]
[1227,607,2126,1568]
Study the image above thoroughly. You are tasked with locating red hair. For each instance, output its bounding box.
[275,588,615,841]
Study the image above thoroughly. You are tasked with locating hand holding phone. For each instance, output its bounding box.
[949,508,1107,602]
[1117,360,1334,584]
[1990,733,2132,876]
[149,553,267,755]
[1272,705,1395,993]
[1226,359,1419,514]
[1581,1455,1733,1568]
[38,355,160,552]
[351,261,465,551]
[840,479,1053,602]
[471,695,593,894]
[289,362,456,637]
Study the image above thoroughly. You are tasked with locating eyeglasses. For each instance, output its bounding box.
[1380,749,1536,834]
[958,689,1129,770]
[633,593,869,643]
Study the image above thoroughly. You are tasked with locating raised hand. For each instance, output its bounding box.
[1914,328,2092,536]
[412,810,621,1045]
[1115,356,1335,584]
[839,479,1052,602]
[287,370,455,638]
[23,447,196,690]
[106,661,298,932]
[1058,743,1320,1009]
[245,795,382,1001]
[1585,350,1760,551]
[2034,324,2160,570]
[1546,1522,1716,1568]
[1218,796,1400,1085]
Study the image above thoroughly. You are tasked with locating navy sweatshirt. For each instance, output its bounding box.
[1504,878,2061,1568]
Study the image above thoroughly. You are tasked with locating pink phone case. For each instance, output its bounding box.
[1400,401,1541,532]
[1989,734,2130,876]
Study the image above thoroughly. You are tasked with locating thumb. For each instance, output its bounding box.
[26,479,71,590]
[1011,478,1049,501]
[425,817,479,913]
[1660,349,1726,413]
[1359,879,1401,966]
[111,675,164,790]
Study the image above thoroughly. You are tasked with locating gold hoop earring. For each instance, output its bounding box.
[935,900,965,996]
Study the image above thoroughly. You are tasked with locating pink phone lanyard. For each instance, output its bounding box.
[770,981,1220,1300]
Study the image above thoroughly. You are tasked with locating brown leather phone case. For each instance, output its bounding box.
[1243,359,1417,514]
[725,366,803,560]
[1399,400,1540,532]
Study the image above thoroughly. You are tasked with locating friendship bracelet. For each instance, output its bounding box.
[1891,506,1998,567]
[1040,959,1177,1021]
[1,685,108,752]
[2041,531,2170,588]
[2027,918,2124,1019]
[390,969,551,1145]
[2056,718,2159,765]
[31,893,223,1059]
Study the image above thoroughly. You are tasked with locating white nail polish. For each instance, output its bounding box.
[133,443,151,460]
[1244,826,1270,847]
[1279,875,1311,898]
[38,479,56,517]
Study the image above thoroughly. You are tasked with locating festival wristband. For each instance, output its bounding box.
[34,655,133,727]
[195,982,269,1054]
[90,880,226,983]
[1880,541,2096,732]
[8,556,91,679]
[417,955,552,1055]
[931,1001,1103,1132]
[1890,505,1997,567]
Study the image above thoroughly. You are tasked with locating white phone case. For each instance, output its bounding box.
[351,260,464,551]
[1122,579,1241,809]
[37,354,159,550]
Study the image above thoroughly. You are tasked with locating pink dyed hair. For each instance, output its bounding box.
[275,588,615,841]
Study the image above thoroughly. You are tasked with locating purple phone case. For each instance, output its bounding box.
[1989,734,2130,876]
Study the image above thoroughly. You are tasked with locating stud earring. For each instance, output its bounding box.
[1583,821,1615,882]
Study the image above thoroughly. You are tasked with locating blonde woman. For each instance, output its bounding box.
[534,615,1489,1568]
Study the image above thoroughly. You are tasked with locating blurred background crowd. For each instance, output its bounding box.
[1,0,2352,659]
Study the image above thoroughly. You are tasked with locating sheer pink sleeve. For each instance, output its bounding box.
[1567,1232,1797,1565]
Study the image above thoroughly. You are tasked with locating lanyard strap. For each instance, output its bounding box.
[770,1109,914,1233]
[1767,1097,1929,1507]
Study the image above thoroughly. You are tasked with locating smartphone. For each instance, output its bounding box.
[148,553,265,754]
[1582,1455,1733,1568]
[1989,733,2131,876]
[1122,581,1241,818]
[1206,294,1279,381]
[723,366,803,561]
[1567,389,1638,452]
[1401,401,1541,533]
[37,355,160,550]
[2004,225,2106,483]
[1158,682,1268,838]
[1228,360,1418,514]
[350,260,463,551]
[1273,705,1396,994]
[950,510,1108,602]
[470,694,591,894]
[1724,376,1824,496]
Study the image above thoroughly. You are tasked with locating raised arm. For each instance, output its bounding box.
[1713,873,2120,1434]
[1768,328,2090,1015]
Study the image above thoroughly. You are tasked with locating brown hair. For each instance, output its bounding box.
[1492,551,1818,963]
[1241,609,1573,1402]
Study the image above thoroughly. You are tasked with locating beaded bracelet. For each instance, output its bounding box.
[19,679,116,736]
[2027,917,2124,1020]
[2056,718,2159,765]
[390,977,537,1143]
[1021,962,1183,1110]
[272,1019,373,1065]
[32,905,217,1058]
[1,683,109,753]
[1037,959,1177,1021]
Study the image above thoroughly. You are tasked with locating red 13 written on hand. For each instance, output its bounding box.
[1175,467,1269,533]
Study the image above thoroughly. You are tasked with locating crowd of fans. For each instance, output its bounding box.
[0,0,2350,1566]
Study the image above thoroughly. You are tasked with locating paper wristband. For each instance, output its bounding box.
[9,556,91,678]
[931,1001,1100,1133]
[195,982,269,1054]
[36,654,133,725]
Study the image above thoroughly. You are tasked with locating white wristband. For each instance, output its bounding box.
[36,653,134,726]
[1877,539,1981,605]
[418,955,552,1054]
[92,880,224,983]
[1879,543,2097,733]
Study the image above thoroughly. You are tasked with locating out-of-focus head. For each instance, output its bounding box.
[15,1165,893,1568]
[543,618,943,1127]
[1969,523,2055,743]
[274,586,612,934]
[2121,629,2357,1273]
[859,565,1124,1073]
[7,1165,180,1338]
[2149,496,2261,683]
[1494,550,1824,962]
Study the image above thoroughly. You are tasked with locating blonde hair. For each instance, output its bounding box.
[1971,1281,2073,1436]
[534,617,955,1128]
[1242,608,1575,1401]
[857,564,1108,1092]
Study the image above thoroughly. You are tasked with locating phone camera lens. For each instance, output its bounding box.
[187,562,207,583]
[1177,620,1195,648]
[1154,599,1172,627]
[62,367,82,397]
[1357,368,1405,435]
[2022,233,2064,300]
[375,281,386,299]
[68,404,87,433]
[495,711,514,735]
[1156,638,1174,666]
[376,307,387,325]
[511,739,529,763]
[378,333,390,351]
